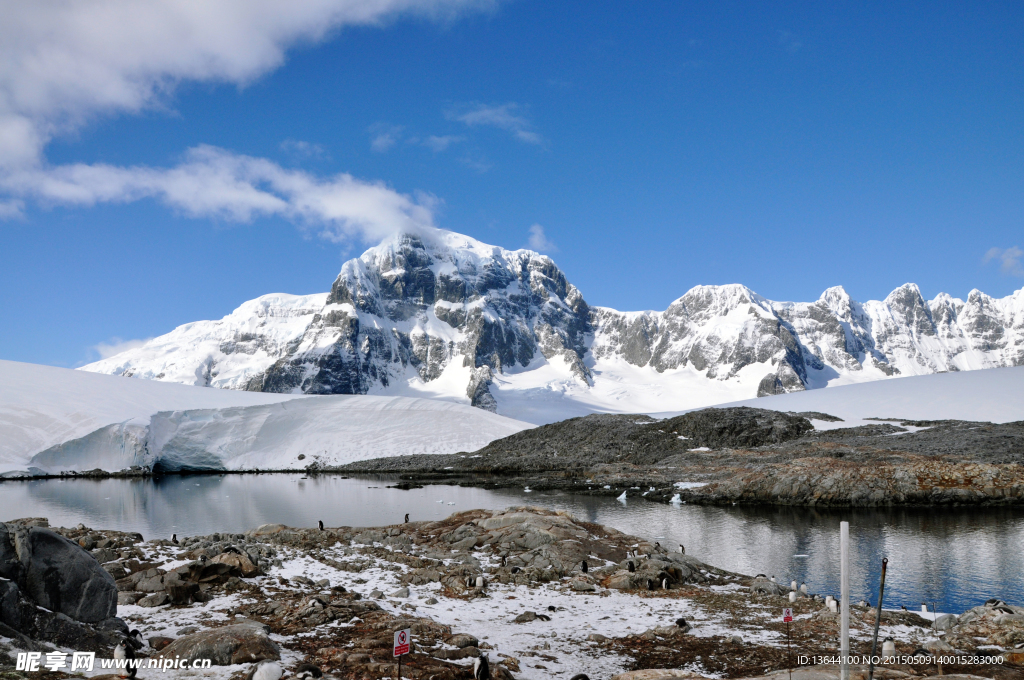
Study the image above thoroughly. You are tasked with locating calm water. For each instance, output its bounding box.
[3,474,1022,614]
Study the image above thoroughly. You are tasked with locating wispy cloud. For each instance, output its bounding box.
[422,135,464,152]
[449,103,542,145]
[0,199,24,219]
[280,139,328,160]
[527,223,557,253]
[1,145,438,243]
[91,337,152,361]
[984,246,1024,277]
[0,0,499,173]
[458,154,492,173]
[778,30,802,54]
[369,123,404,153]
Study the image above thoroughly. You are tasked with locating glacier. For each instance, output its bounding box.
[0,359,532,475]
[80,228,1024,425]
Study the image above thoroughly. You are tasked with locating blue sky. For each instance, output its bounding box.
[1,0,1022,367]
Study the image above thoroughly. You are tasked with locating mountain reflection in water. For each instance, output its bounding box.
[4,474,1022,614]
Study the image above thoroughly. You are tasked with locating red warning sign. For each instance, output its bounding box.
[782,608,793,623]
[393,628,411,657]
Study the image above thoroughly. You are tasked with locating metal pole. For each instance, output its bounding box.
[787,620,793,680]
[840,521,850,680]
[868,558,889,680]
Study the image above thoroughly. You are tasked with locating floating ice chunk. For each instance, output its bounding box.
[669,494,682,504]
[673,481,707,489]
[616,491,627,501]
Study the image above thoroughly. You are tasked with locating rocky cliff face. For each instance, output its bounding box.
[82,228,1024,419]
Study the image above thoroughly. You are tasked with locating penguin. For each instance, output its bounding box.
[789,591,797,603]
[581,560,588,574]
[661,578,669,589]
[128,629,143,649]
[473,654,490,680]
[799,582,808,595]
[501,555,507,567]
[654,542,661,551]
[511,566,521,574]
[246,661,283,680]
[548,605,557,612]
[770,576,777,583]
[318,520,324,531]
[900,605,908,611]
[536,614,551,621]
[223,546,242,554]
[171,533,178,545]
[404,513,410,523]
[294,663,323,680]
[755,574,767,579]
[679,544,685,554]
[882,636,896,659]
[627,561,635,573]
[199,554,208,563]
[475,575,485,588]
[791,580,798,591]
[114,637,136,679]
[570,675,590,680]
[646,578,655,590]
[675,618,690,633]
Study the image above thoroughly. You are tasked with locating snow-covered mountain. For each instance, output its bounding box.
[82,228,1024,424]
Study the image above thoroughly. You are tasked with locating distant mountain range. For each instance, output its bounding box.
[81,228,1024,424]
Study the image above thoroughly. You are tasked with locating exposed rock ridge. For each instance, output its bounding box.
[81,228,1024,413]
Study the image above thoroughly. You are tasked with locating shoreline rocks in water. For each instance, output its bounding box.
[1,507,1021,680]
[336,408,1024,507]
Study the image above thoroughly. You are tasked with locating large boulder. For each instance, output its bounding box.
[2,523,117,623]
[156,622,280,665]
[211,552,259,577]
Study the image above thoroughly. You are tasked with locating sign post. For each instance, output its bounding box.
[841,522,850,680]
[783,608,794,680]
[394,628,411,680]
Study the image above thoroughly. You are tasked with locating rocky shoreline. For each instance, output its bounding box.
[1,508,1023,680]
[336,408,1024,507]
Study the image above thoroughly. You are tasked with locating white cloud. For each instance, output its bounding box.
[0,199,24,219]
[2,145,438,242]
[527,223,556,252]
[0,0,497,171]
[983,246,1024,277]
[280,139,327,159]
[449,103,542,145]
[422,134,464,152]
[369,123,404,153]
[91,336,153,360]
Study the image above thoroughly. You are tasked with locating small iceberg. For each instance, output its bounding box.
[669,493,682,504]
[616,490,628,501]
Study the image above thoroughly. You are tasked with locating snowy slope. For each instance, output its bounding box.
[0,360,531,474]
[677,365,1024,426]
[80,228,1024,425]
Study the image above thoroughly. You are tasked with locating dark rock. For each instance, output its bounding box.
[166,581,200,604]
[5,524,117,623]
[138,592,170,607]
[156,622,280,665]
[448,634,479,648]
[149,636,175,651]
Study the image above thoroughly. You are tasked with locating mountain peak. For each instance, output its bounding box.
[80,228,1024,423]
